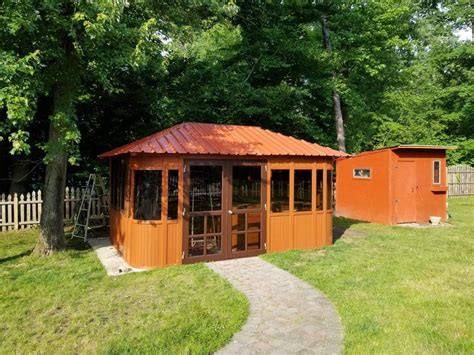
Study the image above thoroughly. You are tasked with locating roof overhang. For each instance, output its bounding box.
[392,144,457,150]
[335,144,456,161]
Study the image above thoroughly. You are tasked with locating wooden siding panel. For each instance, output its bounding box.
[336,150,392,224]
[268,214,291,252]
[326,212,333,245]
[166,223,181,265]
[315,213,327,247]
[128,223,164,268]
[293,213,315,249]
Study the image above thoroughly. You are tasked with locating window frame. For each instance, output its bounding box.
[110,157,127,211]
[316,168,324,211]
[270,169,290,213]
[293,169,313,213]
[432,160,441,185]
[132,169,163,222]
[167,169,179,221]
[353,168,372,179]
[326,169,333,211]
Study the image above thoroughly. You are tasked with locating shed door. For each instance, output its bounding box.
[394,160,416,223]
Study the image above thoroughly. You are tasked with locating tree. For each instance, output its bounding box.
[320,14,346,152]
[0,0,165,254]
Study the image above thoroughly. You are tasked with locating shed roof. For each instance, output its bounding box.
[391,144,456,150]
[336,144,456,160]
[98,122,347,158]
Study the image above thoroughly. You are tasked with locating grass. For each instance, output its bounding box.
[263,196,474,354]
[0,230,248,354]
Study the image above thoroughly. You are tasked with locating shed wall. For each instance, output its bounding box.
[335,150,392,224]
[392,149,447,223]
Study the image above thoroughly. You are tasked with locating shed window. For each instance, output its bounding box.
[294,170,312,212]
[433,160,441,185]
[271,170,289,212]
[327,170,333,210]
[316,169,323,211]
[110,158,126,210]
[353,168,371,179]
[167,170,179,220]
[134,170,162,220]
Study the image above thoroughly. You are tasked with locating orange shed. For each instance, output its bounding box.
[98,122,347,268]
[335,145,453,225]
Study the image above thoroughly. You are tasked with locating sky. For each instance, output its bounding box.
[454,27,472,41]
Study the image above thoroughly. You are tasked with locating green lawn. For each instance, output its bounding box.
[264,197,474,354]
[0,231,248,354]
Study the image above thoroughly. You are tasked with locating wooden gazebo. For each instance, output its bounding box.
[99,122,347,268]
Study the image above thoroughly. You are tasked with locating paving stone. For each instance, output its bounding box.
[207,257,343,354]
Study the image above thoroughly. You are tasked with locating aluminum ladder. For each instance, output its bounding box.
[71,174,109,242]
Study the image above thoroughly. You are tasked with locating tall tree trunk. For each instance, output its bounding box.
[34,0,80,255]
[33,85,70,255]
[321,15,346,152]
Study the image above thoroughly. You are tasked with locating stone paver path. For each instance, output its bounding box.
[207,257,343,354]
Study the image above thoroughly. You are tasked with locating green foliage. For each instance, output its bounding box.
[0,0,164,163]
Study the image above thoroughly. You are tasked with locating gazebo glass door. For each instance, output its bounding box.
[187,165,223,258]
[184,161,266,262]
[229,164,265,257]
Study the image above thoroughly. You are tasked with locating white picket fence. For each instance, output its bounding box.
[0,187,106,232]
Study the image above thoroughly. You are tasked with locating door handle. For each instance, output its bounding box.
[227,210,233,215]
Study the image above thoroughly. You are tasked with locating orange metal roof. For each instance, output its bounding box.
[98,122,348,158]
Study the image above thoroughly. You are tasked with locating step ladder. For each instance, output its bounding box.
[71,174,109,242]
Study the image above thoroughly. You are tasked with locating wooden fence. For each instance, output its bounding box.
[0,187,106,232]
[447,165,474,196]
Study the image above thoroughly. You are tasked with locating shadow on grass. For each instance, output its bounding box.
[333,216,368,242]
[65,227,107,252]
[0,249,34,264]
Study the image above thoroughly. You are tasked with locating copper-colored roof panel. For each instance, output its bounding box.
[98,122,348,158]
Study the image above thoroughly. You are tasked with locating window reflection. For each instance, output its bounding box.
[294,170,312,211]
[232,166,261,209]
[167,170,179,220]
[190,166,222,212]
[271,170,289,212]
[316,169,323,211]
[134,170,161,220]
[327,170,333,210]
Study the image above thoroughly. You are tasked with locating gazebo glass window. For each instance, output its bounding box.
[327,170,333,210]
[167,170,179,220]
[271,169,289,212]
[134,170,162,220]
[316,169,324,211]
[294,170,312,211]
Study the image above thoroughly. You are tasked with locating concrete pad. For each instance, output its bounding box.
[88,237,146,276]
[397,222,453,229]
